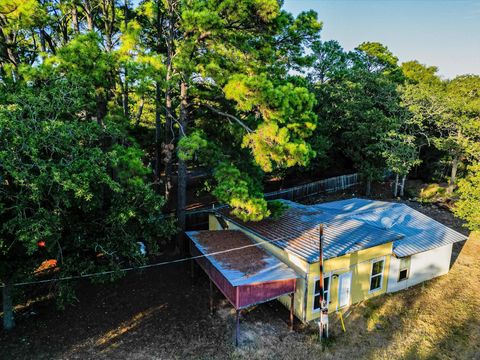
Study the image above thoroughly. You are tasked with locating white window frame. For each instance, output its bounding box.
[398,257,410,282]
[398,267,409,282]
[312,272,331,313]
[369,257,385,293]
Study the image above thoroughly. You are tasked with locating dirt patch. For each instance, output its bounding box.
[194,231,268,277]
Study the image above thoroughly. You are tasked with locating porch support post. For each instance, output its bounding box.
[235,309,240,346]
[209,278,214,315]
[289,293,294,331]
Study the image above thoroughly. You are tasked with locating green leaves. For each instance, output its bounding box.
[0,78,174,288]
[224,74,317,172]
[164,3,322,220]
[212,163,269,221]
[109,145,150,188]
[401,68,480,185]
[402,61,441,86]
[177,130,209,161]
[454,164,480,231]
[47,32,117,86]
[225,74,317,127]
[382,132,421,176]
[253,0,280,21]
[356,42,404,83]
[242,122,315,172]
[312,43,405,183]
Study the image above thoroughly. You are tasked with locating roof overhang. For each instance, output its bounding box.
[186,230,299,310]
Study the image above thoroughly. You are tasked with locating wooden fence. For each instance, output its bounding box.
[185,173,360,230]
[264,173,360,201]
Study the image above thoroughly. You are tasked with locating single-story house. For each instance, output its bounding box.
[205,198,467,323]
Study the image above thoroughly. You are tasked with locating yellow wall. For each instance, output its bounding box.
[305,242,392,322]
[208,214,393,323]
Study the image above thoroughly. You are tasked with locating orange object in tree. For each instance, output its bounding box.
[34,259,58,274]
[37,241,46,248]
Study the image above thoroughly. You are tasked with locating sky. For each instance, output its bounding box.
[283,0,480,79]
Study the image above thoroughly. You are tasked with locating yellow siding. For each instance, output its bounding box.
[276,277,306,321]
[208,214,223,231]
[305,242,392,322]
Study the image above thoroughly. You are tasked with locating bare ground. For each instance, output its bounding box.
[1,196,479,360]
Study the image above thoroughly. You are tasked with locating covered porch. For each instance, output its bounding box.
[186,230,299,346]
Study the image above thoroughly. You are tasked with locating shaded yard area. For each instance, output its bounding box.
[1,203,479,360]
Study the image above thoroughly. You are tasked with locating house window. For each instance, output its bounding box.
[369,259,384,292]
[313,275,330,311]
[398,269,408,281]
[398,257,410,282]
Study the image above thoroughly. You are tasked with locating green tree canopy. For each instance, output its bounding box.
[454,164,480,231]
[0,75,174,330]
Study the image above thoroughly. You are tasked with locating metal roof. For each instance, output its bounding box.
[186,230,299,286]
[339,201,468,258]
[219,198,467,262]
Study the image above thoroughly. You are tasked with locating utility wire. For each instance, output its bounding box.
[0,232,304,289]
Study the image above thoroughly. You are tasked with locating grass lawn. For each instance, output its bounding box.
[1,207,479,359]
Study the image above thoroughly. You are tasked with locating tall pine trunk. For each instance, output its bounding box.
[393,173,399,197]
[400,175,406,197]
[2,281,14,331]
[96,93,107,126]
[164,72,173,200]
[102,0,115,52]
[122,69,129,119]
[163,1,174,202]
[72,6,79,33]
[163,48,173,200]
[122,0,129,119]
[154,81,162,192]
[134,96,145,126]
[84,0,94,31]
[448,155,459,194]
[365,178,372,196]
[176,81,188,253]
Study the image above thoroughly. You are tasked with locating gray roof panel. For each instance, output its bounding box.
[186,230,299,286]
[219,199,467,262]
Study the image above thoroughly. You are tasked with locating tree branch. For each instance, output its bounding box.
[203,104,252,133]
